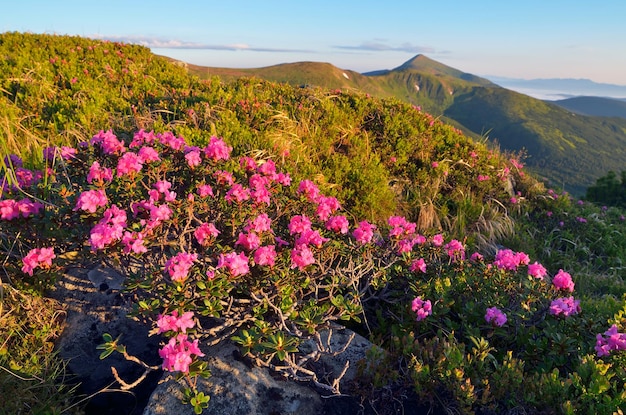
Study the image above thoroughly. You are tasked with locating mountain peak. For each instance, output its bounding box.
[392,55,495,86]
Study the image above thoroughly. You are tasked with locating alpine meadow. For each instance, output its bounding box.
[2,32,626,415]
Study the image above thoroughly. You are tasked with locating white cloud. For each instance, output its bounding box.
[89,34,313,53]
[334,41,435,54]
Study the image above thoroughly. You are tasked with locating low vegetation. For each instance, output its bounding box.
[2,32,626,414]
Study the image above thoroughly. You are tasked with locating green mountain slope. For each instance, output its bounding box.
[185,55,626,195]
[552,96,626,119]
[445,88,626,194]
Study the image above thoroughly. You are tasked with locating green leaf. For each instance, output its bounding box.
[99,348,114,360]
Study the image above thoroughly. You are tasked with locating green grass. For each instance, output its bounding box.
[0,285,83,415]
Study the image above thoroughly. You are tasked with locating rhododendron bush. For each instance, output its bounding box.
[3,129,626,414]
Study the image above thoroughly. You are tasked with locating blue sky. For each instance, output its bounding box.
[3,0,626,85]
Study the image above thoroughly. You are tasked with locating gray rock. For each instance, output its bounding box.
[49,266,161,415]
[144,328,377,415]
[143,340,324,415]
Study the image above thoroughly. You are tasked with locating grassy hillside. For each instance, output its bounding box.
[185,54,626,196]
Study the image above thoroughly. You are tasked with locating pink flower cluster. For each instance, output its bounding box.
[410,258,427,273]
[74,189,108,213]
[0,198,44,220]
[164,252,198,282]
[485,306,507,327]
[217,251,250,277]
[595,325,626,357]
[411,296,432,321]
[527,261,547,280]
[91,130,126,155]
[194,222,220,246]
[444,239,465,262]
[552,269,575,292]
[549,297,581,317]
[21,247,55,276]
[87,161,113,184]
[493,249,530,271]
[89,205,127,250]
[353,220,376,245]
[157,311,204,373]
[156,310,196,334]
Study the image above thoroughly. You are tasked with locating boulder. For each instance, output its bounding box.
[144,328,376,415]
[49,266,162,415]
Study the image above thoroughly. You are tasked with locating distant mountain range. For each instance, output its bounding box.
[486,76,626,100]
[176,55,626,195]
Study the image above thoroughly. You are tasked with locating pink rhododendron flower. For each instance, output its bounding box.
[137,146,161,163]
[254,245,277,267]
[493,249,530,271]
[290,245,315,270]
[185,150,202,168]
[485,307,507,327]
[245,213,272,234]
[156,310,196,334]
[225,184,250,204]
[528,262,547,280]
[154,180,176,202]
[239,156,257,171]
[194,222,220,246]
[116,151,143,177]
[235,232,261,251]
[325,215,349,234]
[1,199,44,220]
[122,231,148,254]
[21,247,55,276]
[204,136,232,161]
[410,258,427,273]
[296,229,329,248]
[552,269,575,292]
[158,131,186,151]
[289,215,312,235]
[595,325,626,357]
[74,189,108,213]
[217,252,250,277]
[431,234,444,247]
[164,252,198,282]
[396,238,417,254]
[257,159,276,176]
[275,172,291,186]
[445,239,465,261]
[388,216,417,238]
[411,297,432,321]
[316,196,341,221]
[91,129,126,155]
[148,204,172,227]
[297,180,320,202]
[353,221,376,245]
[470,252,484,262]
[87,161,113,184]
[159,334,205,373]
[549,296,581,317]
[197,184,214,198]
[130,129,157,147]
[213,170,234,186]
[477,174,490,182]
